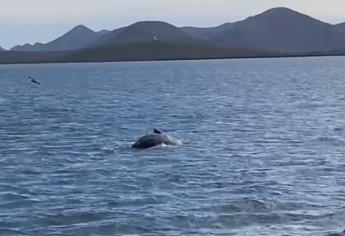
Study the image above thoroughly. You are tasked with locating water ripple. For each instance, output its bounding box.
[1,58,345,235]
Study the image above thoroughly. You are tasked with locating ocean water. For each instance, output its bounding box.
[1,57,345,236]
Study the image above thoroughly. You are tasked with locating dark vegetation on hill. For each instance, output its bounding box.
[1,7,344,64]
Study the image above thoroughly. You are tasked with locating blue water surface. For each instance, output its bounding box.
[1,57,345,236]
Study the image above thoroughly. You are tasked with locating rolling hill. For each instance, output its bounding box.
[11,25,103,52]
[2,7,345,64]
[183,8,345,53]
[96,21,200,46]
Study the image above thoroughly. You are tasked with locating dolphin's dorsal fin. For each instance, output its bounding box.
[153,129,162,134]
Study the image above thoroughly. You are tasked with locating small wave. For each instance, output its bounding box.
[334,127,343,132]
[0,229,26,235]
[100,143,133,153]
[214,211,333,228]
[61,122,85,128]
[0,191,32,201]
[0,97,8,104]
[213,199,270,213]
[318,137,334,142]
[325,230,345,236]
[316,136,345,146]
[40,211,112,226]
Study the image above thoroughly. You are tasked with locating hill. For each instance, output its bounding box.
[2,8,345,63]
[62,41,267,63]
[11,25,101,52]
[183,7,345,53]
[95,21,202,47]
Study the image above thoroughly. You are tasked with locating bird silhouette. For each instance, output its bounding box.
[28,76,41,85]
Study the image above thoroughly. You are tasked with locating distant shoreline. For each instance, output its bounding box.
[3,8,345,66]
[0,52,344,66]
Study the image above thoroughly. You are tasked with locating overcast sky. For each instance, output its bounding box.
[1,0,345,49]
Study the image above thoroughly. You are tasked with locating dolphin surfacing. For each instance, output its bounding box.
[132,129,182,149]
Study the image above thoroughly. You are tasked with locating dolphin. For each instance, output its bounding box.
[132,129,182,149]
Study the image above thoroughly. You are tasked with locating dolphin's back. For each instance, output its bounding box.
[132,134,160,149]
[132,133,181,149]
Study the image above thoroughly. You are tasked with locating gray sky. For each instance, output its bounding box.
[1,0,345,49]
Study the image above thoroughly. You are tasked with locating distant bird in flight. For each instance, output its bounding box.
[28,76,40,85]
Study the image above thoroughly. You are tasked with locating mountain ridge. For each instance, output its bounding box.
[11,25,101,51]
[9,7,345,53]
[2,7,345,64]
[97,21,200,46]
[183,7,345,53]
